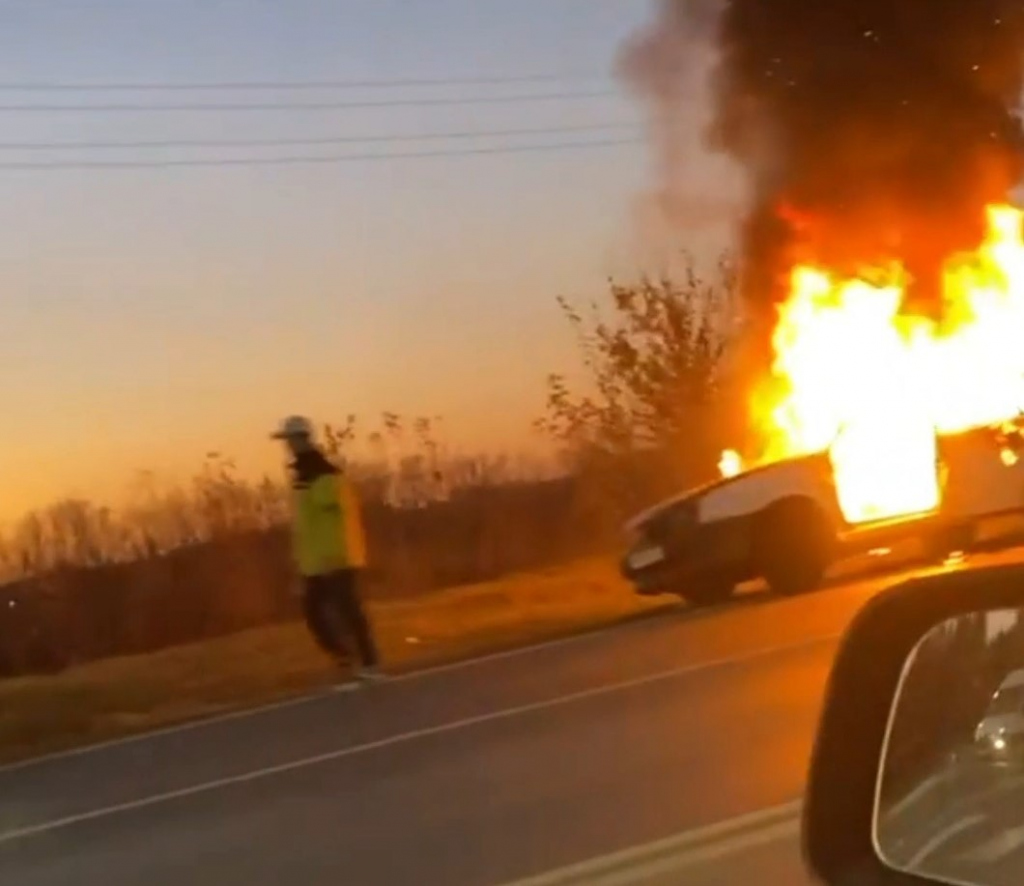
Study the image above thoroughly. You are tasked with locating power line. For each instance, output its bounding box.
[0,73,607,92]
[0,137,643,171]
[0,121,637,151]
[0,90,616,113]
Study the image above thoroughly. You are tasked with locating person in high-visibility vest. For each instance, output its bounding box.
[272,415,383,682]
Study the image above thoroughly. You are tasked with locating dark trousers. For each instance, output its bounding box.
[303,569,379,667]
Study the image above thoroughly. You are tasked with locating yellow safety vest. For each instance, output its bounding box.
[290,455,368,576]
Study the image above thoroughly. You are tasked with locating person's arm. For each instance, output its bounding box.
[336,475,368,569]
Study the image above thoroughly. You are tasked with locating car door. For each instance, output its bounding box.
[940,418,1024,518]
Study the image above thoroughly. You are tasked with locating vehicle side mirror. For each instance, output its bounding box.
[803,561,1024,885]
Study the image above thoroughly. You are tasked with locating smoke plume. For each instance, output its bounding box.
[621,0,1024,371]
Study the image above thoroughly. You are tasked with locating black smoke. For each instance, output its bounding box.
[622,0,1024,370]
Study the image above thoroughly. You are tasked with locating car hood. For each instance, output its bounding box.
[624,489,702,534]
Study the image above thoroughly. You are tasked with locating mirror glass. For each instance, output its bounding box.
[876,607,1024,885]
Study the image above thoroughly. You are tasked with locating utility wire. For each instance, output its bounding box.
[0,73,606,92]
[0,137,643,171]
[0,90,616,113]
[0,121,637,151]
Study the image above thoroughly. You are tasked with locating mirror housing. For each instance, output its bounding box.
[803,561,1024,884]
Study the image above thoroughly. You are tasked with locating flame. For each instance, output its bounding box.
[727,204,1024,525]
[718,448,744,478]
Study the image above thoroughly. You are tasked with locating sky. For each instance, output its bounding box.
[0,0,741,518]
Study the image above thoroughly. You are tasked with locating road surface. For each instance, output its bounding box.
[0,548,1022,885]
[878,752,1024,886]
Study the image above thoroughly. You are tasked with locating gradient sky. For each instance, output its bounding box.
[0,0,740,518]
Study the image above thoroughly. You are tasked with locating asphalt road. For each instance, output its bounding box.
[878,752,1024,886]
[1,548,1021,886]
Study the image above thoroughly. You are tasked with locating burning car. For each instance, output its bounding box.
[621,418,1024,605]
[621,203,1024,606]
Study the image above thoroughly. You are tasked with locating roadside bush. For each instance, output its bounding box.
[537,256,740,518]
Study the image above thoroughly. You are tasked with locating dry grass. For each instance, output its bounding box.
[0,557,669,765]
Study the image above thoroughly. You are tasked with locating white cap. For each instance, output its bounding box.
[271,415,314,440]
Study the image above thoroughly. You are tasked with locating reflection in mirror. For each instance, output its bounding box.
[876,607,1024,886]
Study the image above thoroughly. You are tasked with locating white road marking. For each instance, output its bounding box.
[500,801,802,885]
[905,814,987,869]
[385,610,672,683]
[962,823,1024,863]
[0,609,671,776]
[0,692,323,776]
[0,634,837,844]
[603,818,799,885]
[948,775,1024,821]
[885,771,1024,832]
[884,770,949,821]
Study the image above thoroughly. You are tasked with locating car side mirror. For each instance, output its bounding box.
[803,561,1024,885]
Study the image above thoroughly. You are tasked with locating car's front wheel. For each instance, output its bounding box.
[755,497,835,596]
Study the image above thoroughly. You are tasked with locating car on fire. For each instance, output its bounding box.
[621,417,1024,606]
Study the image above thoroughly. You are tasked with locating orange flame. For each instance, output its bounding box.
[731,204,1024,524]
[718,448,744,478]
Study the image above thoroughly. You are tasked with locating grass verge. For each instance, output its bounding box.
[0,558,670,765]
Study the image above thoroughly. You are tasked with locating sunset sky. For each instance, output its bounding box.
[0,0,740,518]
